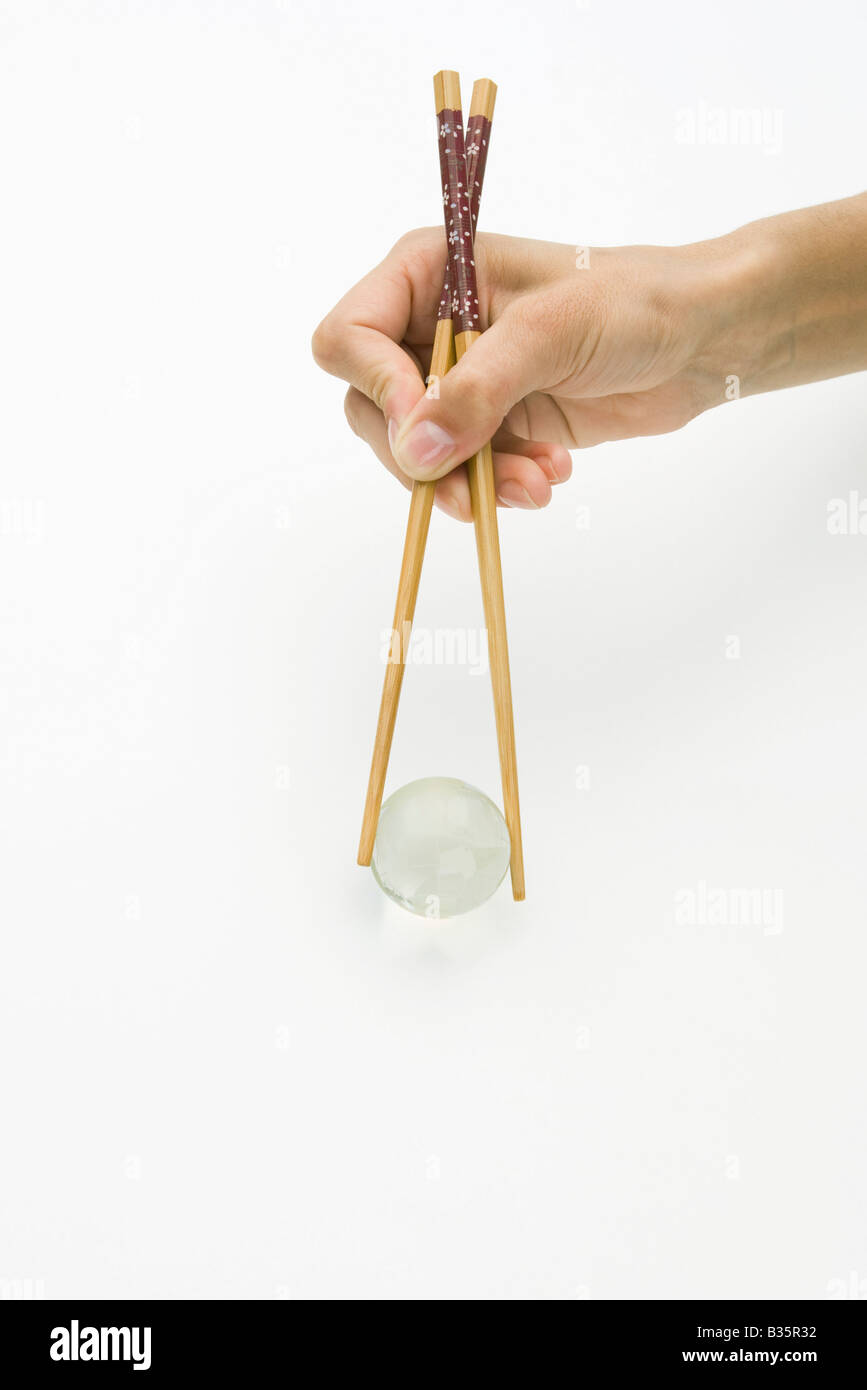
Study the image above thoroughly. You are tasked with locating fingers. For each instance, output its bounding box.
[435,451,556,520]
[389,303,559,481]
[345,388,469,518]
[494,428,573,488]
[344,389,570,520]
[312,230,445,426]
[314,233,577,504]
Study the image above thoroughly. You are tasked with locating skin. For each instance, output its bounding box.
[312,193,867,521]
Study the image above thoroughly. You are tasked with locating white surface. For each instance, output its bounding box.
[1,0,866,1300]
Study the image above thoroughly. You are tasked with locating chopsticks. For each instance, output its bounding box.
[437,74,524,901]
[357,71,524,902]
[357,73,494,867]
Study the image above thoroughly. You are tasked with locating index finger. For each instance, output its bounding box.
[311,228,445,430]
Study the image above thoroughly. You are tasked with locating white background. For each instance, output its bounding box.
[1,0,865,1300]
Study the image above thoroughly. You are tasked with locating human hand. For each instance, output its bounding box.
[312,229,724,519]
[312,198,867,520]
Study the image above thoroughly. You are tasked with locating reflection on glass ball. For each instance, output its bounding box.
[372,777,511,919]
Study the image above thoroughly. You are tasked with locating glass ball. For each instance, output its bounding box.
[372,776,511,919]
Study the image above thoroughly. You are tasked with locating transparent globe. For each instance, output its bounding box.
[371,777,511,918]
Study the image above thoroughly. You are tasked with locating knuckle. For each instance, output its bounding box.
[343,389,362,437]
[311,314,339,370]
[365,364,391,415]
[390,227,446,297]
[391,226,438,257]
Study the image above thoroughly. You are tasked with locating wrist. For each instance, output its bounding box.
[686,193,867,402]
[684,223,786,404]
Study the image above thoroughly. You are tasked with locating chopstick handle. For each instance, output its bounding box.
[455,329,525,901]
[438,77,494,319]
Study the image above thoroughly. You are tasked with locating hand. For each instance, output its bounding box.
[312,198,867,520]
[312,229,723,519]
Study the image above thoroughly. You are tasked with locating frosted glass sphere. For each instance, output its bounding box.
[372,777,511,918]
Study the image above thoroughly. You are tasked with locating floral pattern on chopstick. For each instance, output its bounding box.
[437,110,492,327]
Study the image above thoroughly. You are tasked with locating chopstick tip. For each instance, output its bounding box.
[469,78,497,120]
[434,69,461,113]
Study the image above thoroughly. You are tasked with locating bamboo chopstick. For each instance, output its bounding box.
[459,339,525,900]
[436,73,525,900]
[357,73,496,867]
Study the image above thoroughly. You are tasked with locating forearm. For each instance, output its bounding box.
[693,193,867,398]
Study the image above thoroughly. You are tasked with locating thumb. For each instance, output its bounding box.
[390,308,552,481]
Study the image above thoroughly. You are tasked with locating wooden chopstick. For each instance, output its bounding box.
[459,347,525,899]
[357,73,495,867]
[438,74,525,900]
[355,428,439,867]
